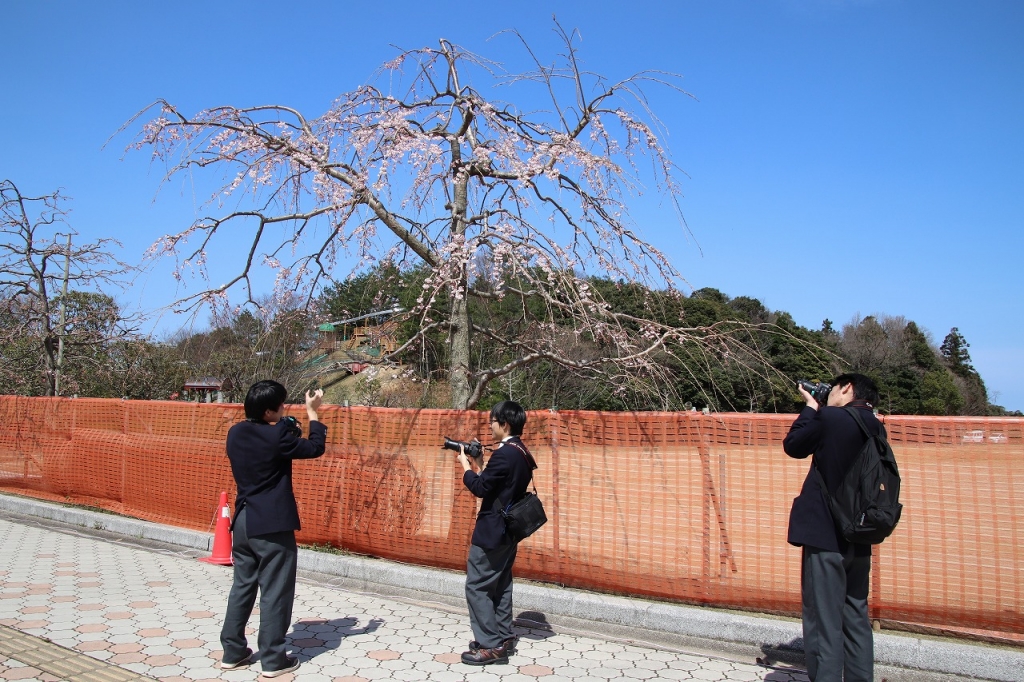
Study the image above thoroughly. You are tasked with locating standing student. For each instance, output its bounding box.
[219,380,327,678]
[455,400,536,666]
[784,373,881,681]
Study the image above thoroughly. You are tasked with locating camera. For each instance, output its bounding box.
[280,415,302,438]
[798,379,832,405]
[442,437,484,459]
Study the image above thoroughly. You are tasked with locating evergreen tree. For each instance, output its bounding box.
[940,327,974,375]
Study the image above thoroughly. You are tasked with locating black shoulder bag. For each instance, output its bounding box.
[494,441,547,542]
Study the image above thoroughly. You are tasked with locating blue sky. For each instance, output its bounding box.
[2,1,1021,410]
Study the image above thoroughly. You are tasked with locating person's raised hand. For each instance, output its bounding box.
[305,389,324,419]
[796,382,818,410]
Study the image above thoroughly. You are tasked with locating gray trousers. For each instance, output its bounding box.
[465,541,518,649]
[801,545,873,682]
[220,507,298,671]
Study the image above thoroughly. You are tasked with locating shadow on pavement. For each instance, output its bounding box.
[288,616,384,660]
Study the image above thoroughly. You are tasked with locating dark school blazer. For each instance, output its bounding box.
[463,436,537,550]
[783,401,880,553]
[226,418,327,537]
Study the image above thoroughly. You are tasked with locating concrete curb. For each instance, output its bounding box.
[1,493,1021,681]
[0,493,211,551]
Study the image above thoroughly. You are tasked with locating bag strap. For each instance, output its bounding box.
[491,440,540,518]
[506,440,539,495]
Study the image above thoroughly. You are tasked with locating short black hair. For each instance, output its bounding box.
[244,380,287,421]
[832,373,879,406]
[490,400,526,436]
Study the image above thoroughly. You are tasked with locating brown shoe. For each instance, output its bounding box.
[469,636,517,655]
[502,636,518,655]
[461,646,509,666]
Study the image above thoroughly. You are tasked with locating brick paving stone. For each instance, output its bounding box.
[105,611,134,620]
[138,627,170,637]
[692,670,733,681]
[171,638,206,649]
[519,665,555,676]
[149,664,187,677]
[12,619,48,631]
[291,637,326,648]
[425,671,466,682]
[73,640,110,652]
[366,649,401,660]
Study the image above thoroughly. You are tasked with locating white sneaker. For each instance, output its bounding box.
[219,649,253,670]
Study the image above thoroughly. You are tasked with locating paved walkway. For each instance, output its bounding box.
[0,516,813,682]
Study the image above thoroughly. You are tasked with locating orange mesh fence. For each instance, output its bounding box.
[0,396,1021,635]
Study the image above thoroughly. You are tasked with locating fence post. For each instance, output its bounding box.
[550,409,561,576]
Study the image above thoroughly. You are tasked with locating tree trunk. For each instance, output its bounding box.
[448,145,472,409]
[449,284,472,409]
[42,335,57,397]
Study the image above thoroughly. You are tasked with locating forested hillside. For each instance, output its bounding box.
[296,266,1014,415]
[1,264,1016,415]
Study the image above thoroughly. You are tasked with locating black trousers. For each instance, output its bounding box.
[801,544,873,682]
[465,541,518,649]
[220,507,298,671]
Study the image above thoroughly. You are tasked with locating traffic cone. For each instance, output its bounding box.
[199,491,234,565]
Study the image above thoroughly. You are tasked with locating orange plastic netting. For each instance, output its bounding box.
[0,396,1020,635]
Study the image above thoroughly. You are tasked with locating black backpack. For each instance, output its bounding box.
[814,406,903,544]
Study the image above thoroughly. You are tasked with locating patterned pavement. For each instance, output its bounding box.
[0,517,811,682]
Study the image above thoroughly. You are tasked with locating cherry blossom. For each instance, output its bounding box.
[127,25,778,408]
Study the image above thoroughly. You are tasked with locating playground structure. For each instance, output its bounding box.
[302,306,405,378]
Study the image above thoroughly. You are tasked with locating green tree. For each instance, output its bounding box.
[938,327,989,415]
[920,369,965,415]
[940,327,974,375]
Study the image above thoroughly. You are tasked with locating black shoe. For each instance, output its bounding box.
[261,657,300,678]
[461,647,509,666]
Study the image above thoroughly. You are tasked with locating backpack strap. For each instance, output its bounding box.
[813,406,874,495]
[844,405,889,441]
[843,405,872,438]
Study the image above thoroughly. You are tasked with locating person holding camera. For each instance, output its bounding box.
[784,373,881,682]
[454,400,537,666]
[219,381,327,678]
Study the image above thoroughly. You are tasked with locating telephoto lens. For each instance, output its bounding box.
[442,437,484,458]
